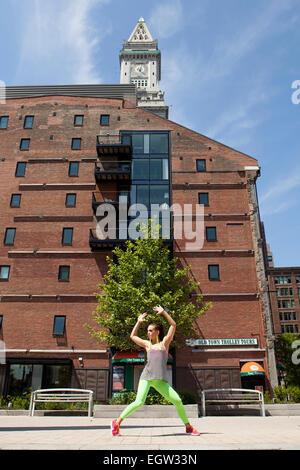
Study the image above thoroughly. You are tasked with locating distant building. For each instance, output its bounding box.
[268,268,300,336]
[120,17,168,119]
[0,19,278,401]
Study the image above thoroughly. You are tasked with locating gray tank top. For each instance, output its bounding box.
[140,342,169,382]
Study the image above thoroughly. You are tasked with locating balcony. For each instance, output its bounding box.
[94,162,131,181]
[89,228,127,250]
[96,132,132,157]
[92,191,130,212]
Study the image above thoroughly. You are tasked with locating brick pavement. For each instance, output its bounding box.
[0,415,299,451]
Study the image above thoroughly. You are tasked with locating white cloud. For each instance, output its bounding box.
[259,169,300,216]
[149,0,183,39]
[260,171,300,203]
[15,0,111,84]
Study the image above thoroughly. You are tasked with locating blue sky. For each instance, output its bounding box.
[0,0,299,267]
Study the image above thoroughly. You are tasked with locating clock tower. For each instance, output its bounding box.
[120,17,168,119]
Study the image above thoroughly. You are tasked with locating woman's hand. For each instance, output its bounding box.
[138,312,147,323]
[153,305,164,315]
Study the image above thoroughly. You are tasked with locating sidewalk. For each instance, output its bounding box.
[0,415,299,450]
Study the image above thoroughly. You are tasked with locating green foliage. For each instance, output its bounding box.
[86,220,211,350]
[108,387,197,405]
[275,333,300,386]
[273,385,289,402]
[263,390,272,404]
[0,392,90,410]
[273,385,300,403]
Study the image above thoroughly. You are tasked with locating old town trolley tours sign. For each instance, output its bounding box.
[186,338,258,347]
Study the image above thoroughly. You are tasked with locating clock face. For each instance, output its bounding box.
[135,64,144,73]
[131,62,148,77]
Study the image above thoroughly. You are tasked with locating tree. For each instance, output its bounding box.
[86,222,211,350]
[275,333,300,386]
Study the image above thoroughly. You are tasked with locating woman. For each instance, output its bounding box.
[111,305,200,436]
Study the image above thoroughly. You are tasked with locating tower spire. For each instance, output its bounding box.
[120,18,168,119]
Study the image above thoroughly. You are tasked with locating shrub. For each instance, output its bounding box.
[177,389,197,404]
[287,386,300,403]
[273,385,289,402]
[108,387,198,405]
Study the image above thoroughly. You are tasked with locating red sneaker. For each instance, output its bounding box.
[186,424,200,436]
[111,419,120,436]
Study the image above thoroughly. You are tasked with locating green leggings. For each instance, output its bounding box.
[120,379,189,424]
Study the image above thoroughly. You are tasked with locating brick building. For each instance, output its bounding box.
[0,19,278,401]
[268,268,300,336]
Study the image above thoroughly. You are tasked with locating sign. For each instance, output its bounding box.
[112,366,125,391]
[186,338,258,347]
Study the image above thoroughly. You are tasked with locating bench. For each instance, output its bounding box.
[201,388,265,417]
[29,388,94,417]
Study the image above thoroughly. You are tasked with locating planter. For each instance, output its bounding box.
[93,404,199,419]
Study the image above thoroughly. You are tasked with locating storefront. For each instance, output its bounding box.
[240,361,266,391]
[4,359,72,396]
[111,351,173,397]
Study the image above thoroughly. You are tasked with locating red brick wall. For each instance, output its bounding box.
[0,94,269,388]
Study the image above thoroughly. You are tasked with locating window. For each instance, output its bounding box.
[282,324,299,333]
[131,159,168,181]
[281,312,297,321]
[131,78,148,88]
[276,288,293,296]
[4,228,16,246]
[15,162,26,177]
[58,266,70,281]
[274,275,291,284]
[68,162,79,176]
[132,159,149,180]
[206,227,217,241]
[100,114,110,126]
[150,159,168,180]
[65,193,76,207]
[278,300,295,308]
[53,316,66,336]
[198,193,209,206]
[132,134,146,153]
[24,116,34,129]
[62,228,73,245]
[196,159,206,172]
[208,264,219,280]
[71,138,81,150]
[0,315,2,329]
[74,115,84,126]
[150,133,168,154]
[0,266,10,281]
[20,138,30,150]
[10,194,21,207]
[0,116,8,129]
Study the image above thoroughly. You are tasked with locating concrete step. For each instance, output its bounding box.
[93,404,199,419]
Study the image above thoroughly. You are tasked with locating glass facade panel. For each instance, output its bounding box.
[43,365,70,388]
[7,364,33,395]
[132,160,149,180]
[132,134,144,154]
[150,185,169,206]
[150,133,168,153]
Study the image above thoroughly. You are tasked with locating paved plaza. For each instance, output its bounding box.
[0,415,299,451]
